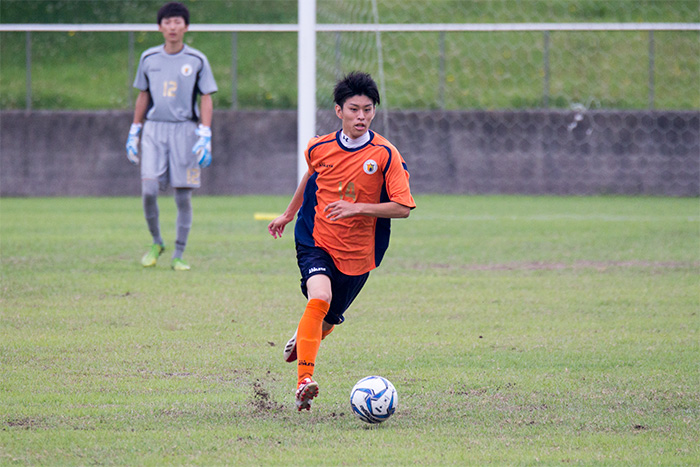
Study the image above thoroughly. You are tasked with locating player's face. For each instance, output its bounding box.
[336,95,375,139]
[159,16,188,45]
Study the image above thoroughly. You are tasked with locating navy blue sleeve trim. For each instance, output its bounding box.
[184,52,205,67]
[306,138,338,165]
[142,50,159,62]
[374,184,392,268]
[380,145,392,177]
[308,136,337,157]
[294,172,319,247]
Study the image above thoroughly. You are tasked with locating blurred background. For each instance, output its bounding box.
[1,0,698,196]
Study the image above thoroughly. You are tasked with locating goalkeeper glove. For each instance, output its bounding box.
[192,124,212,168]
[126,123,142,165]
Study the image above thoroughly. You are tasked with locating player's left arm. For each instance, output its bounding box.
[199,93,213,127]
[326,148,415,221]
[324,200,410,221]
[193,93,214,167]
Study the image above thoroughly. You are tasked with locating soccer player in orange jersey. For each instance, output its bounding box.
[268,71,416,411]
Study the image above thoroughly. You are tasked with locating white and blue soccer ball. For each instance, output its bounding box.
[350,376,397,424]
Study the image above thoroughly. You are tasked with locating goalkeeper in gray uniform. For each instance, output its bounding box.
[126,1,218,271]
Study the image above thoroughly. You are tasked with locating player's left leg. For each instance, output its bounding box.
[171,187,193,271]
[168,121,199,272]
[288,269,369,362]
[140,121,170,267]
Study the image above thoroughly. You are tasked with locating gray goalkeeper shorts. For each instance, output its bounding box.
[141,120,201,189]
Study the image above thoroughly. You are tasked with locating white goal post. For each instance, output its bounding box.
[298,0,317,185]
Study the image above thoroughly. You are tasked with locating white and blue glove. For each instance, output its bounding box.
[192,124,212,168]
[125,122,142,165]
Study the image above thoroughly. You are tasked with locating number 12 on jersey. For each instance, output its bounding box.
[163,80,177,97]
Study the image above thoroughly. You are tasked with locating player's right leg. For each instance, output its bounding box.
[285,260,368,364]
[140,179,165,267]
[139,121,168,267]
[293,272,332,411]
[141,242,165,267]
[295,377,319,411]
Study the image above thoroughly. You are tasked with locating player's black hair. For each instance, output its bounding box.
[333,71,380,108]
[157,2,190,25]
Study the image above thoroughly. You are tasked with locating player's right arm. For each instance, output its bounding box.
[133,90,150,123]
[125,91,151,164]
[268,170,311,239]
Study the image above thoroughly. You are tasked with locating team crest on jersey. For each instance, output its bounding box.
[181,64,193,76]
[363,159,378,175]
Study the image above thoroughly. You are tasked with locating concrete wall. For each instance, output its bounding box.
[1,109,698,197]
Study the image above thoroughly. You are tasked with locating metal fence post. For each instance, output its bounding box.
[231,31,238,110]
[543,30,550,108]
[370,0,389,137]
[648,30,655,109]
[439,30,446,110]
[335,32,342,80]
[25,31,32,110]
[128,31,134,108]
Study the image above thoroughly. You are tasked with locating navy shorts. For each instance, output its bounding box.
[296,242,369,325]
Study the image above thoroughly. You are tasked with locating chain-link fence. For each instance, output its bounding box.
[1,0,698,111]
[316,1,699,114]
[0,0,698,196]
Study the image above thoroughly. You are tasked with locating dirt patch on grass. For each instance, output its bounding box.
[4,417,45,429]
[251,381,284,415]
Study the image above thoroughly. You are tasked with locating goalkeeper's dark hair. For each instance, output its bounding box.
[334,71,380,108]
[157,2,190,25]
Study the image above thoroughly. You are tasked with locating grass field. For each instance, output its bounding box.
[1,195,698,465]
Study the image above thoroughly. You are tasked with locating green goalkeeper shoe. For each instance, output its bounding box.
[141,243,165,267]
[171,258,191,271]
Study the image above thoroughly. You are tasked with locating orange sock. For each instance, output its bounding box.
[297,298,330,383]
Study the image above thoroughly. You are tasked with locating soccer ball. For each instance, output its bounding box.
[349,376,397,424]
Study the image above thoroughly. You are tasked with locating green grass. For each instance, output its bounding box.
[1,0,699,110]
[1,195,698,464]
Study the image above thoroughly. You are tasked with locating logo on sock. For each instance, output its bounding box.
[298,360,315,367]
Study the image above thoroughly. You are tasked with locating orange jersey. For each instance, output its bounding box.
[294,130,416,275]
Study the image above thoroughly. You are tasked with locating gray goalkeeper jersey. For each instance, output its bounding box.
[133,44,218,122]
